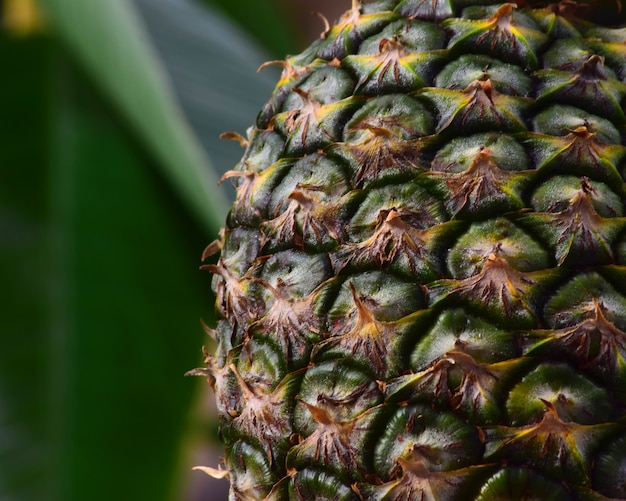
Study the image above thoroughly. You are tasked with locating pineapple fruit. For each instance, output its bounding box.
[193,0,626,498]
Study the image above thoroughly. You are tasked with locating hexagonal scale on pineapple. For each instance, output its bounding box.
[543,272,626,331]
[334,93,434,187]
[262,189,350,253]
[346,37,446,95]
[293,359,384,438]
[228,128,285,174]
[432,131,530,172]
[518,177,626,266]
[373,404,484,479]
[346,182,447,235]
[443,3,548,68]
[280,64,356,111]
[324,269,426,323]
[235,336,288,398]
[426,142,532,218]
[256,59,326,129]
[314,273,426,378]
[248,251,332,366]
[592,433,626,498]
[272,90,364,156]
[523,297,626,390]
[529,175,623,216]
[505,363,613,426]
[483,400,620,485]
[354,458,493,501]
[355,403,491,499]
[522,123,626,190]
[223,440,279,500]
[216,227,263,278]
[262,152,354,252]
[410,308,520,369]
[394,0,455,22]
[541,38,610,77]
[332,188,457,279]
[474,467,572,501]
[223,362,299,466]
[222,158,293,228]
[342,17,447,95]
[531,103,622,144]
[435,54,533,96]
[446,218,549,279]
[313,290,413,378]
[286,399,383,482]
[256,250,333,303]
[266,152,351,216]
[427,248,550,329]
[418,78,531,136]
[298,1,398,62]
[357,17,446,54]
[385,351,528,424]
[534,55,626,124]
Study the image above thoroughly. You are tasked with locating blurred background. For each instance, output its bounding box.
[0,0,349,499]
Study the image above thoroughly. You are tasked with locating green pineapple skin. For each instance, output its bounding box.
[197,1,626,499]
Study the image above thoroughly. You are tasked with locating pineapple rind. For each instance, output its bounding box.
[200,0,626,498]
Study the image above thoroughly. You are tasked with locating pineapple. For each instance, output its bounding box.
[192,0,626,498]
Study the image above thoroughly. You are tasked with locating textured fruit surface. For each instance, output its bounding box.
[195,1,626,499]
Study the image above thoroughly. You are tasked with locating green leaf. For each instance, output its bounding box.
[0,34,216,499]
[195,0,299,58]
[2,0,247,498]
[49,55,216,501]
[37,0,229,232]
[132,0,282,198]
[0,33,52,501]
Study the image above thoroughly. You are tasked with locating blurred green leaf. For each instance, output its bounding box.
[0,33,51,501]
[195,0,298,58]
[133,0,281,198]
[46,54,214,501]
[1,0,245,498]
[0,32,215,500]
[37,0,228,232]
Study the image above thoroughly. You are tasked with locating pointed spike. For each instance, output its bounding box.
[229,362,249,390]
[192,465,230,480]
[200,318,216,340]
[202,239,222,261]
[184,367,212,377]
[257,59,289,73]
[218,169,253,186]
[219,131,248,147]
[298,399,335,425]
[312,10,331,37]
[348,282,377,325]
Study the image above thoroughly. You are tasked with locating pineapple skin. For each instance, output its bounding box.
[198,1,626,499]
